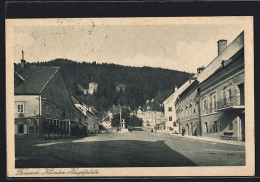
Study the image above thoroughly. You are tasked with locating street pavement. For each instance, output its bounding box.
[15,129,245,168]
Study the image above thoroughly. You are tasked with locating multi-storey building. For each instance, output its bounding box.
[163,86,179,133]
[137,100,164,127]
[175,74,200,135]
[197,32,245,141]
[14,57,78,138]
[174,31,245,141]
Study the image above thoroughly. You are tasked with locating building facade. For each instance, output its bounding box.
[175,78,200,136]
[136,100,164,127]
[14,59,78,138]
[197,32,245,141]
[173,31,245,141]
[163,87,179,133]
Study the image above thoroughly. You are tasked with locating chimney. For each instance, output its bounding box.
[175,86,178,92]
[221,60,225,68]
[21,50,26,70]
[217,40,227,55]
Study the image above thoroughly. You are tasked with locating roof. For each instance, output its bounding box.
[141,100,163,112]
[15,66,60,95]
[71,96,81,105]
[163,91,178,105]
[102,116,110,121]
[197,31,244,83]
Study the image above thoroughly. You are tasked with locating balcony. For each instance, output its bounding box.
[214,96,244,112]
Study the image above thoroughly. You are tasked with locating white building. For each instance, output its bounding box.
[136,100,164,128]
[163,86,179,133]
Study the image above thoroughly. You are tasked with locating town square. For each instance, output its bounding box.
[5,17,254,177]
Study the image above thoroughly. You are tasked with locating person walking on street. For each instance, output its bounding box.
[182,127,185,136]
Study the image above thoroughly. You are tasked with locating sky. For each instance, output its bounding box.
[7,17,246,73]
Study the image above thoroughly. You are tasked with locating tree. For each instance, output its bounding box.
[127,115,143,127]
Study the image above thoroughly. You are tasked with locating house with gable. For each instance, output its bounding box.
[139,99,165,128]
[14,54,78,138]
[71,96,100,134]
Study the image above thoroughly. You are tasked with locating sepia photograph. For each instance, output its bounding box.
[6,17,254,177]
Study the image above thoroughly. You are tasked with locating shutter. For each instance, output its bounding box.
[24,124,27,134]
[15,124,18,134]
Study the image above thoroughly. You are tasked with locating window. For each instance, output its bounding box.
[223,86,232,101]
[169,116,172,121]
[203,98,207,111]
[56,107,60,117]
[213,95,217,109]
[17,103,24,113]
[173,122,176,127]
[193,108,196,113]
[18,124,24,134]
[229,121,233,130]
[45,104,50,116]
[168,107,172,112]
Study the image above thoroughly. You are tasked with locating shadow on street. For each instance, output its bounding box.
[15,139,196,168]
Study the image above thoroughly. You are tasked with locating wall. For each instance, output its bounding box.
[41,70,76,121]
[175,83,200,135]
[86,112,99,132]
[14,95,40,118]
[198,49,244,140]
[15,95,41,135]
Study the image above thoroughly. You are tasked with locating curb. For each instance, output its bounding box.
[170,133,245,147]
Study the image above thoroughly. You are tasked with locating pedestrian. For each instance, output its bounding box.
[182,127,185,136]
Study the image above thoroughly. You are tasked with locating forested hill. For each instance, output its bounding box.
[27,59,193,116]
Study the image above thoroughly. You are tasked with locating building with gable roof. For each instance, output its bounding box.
[71,96,100,134]
[137,100,165,128]
[14,53,79,138]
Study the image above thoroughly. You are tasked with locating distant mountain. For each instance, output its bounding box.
[27,59,193,116]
